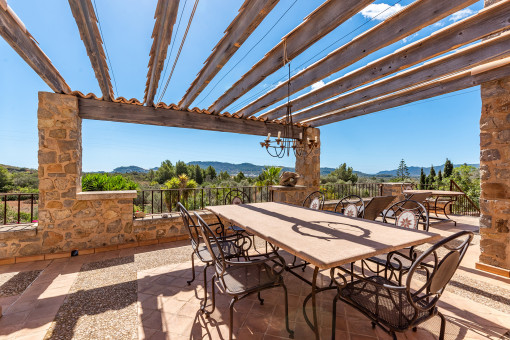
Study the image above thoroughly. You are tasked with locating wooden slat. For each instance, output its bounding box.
[144,0,179,106]
[292,32,510,123]
[236,0,477,118]
[262,0,510,121]
[68,0,113,101]
[0,3,70,93]
[208,0,375,113]
[77,97,305,137]
[308,58,510,126]
[178,0,279,109]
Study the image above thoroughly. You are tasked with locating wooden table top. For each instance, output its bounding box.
[403,190,464,196]
[206,202,441,270]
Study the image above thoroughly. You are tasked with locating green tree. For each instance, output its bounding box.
[175,161,188,176]
[194,165,204,184]
[218,171,230,181]
[444,158,453,178]
[234,171,246,182]
[205,165,217,180]
[164,174,198,211]
[437,170,443,185]
[324,163,358,183]
[256,166,281,186]
[148,169,155,182]
[0,166,12,192]
[155,160,175,184]
[82,173,138,191]
[396,159,410,182]
[419,168,426,189]
[428,165,436,186]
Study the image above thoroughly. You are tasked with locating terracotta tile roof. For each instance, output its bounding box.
[70,91,143,105]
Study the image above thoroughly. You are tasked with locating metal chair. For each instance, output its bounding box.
[194,212,294,340]
[334,194,365,218]
[177,203,250,309]
[331,230,473,340]
[302,191,325,210]
[362,200,429,284]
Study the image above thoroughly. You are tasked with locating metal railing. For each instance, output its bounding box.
[0,193,39,226]
[320,183,381,200]
[417,180,480,216]
[134,186,272,215]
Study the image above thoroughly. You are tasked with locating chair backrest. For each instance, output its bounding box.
[224,189,250,205]
[383,199,429,231]
[177,202,200,250]
[362,195,396,220]
[194,212,227,277]
[401,182,415,192]
[334,195,365,218]
[303,191,325,210]
[406,231,473,311]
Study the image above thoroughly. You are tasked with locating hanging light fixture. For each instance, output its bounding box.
[260,52,319,158]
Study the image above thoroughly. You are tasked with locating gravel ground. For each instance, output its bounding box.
[0,270,42,297]
[45,256,138,340]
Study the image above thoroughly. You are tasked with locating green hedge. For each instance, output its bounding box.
[82,173,138,191]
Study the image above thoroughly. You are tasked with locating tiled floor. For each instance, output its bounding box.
[0,216,509,339]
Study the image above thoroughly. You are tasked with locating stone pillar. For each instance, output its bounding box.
[38,92,82,254]
[477,0,510,272]
[295,127,320,193]
[479,75,510,270]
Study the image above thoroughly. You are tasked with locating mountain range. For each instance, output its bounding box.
[111,162,479,177]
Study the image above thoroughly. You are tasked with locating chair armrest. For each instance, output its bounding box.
[331,265,405,291]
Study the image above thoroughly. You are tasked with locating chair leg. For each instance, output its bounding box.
[291,255,297,266]
[257,291,264,305]
[202,273,216,316]
[438,311,446,340]
[229,297,237,340]
[332,294,339,339]
[281,284,294,339]
[391,331,397,340]
[187,252,195,285]
[202,263,209,309]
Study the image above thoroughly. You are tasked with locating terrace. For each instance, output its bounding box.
[1,0,510,339]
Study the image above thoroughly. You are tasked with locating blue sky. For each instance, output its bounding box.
[0,0,483,173]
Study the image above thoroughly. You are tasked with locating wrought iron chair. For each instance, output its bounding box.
[330,230,473,340]
[302,191,325,210]
[362,199,429,284]
[334,194,365,218]
[177,203,250,309]
[194,212,294,340]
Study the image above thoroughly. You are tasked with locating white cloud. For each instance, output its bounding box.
[311,80,325,91]
[401,33,419,44]
[449,8,475,22]
[433,21,445,28]
[360,3,404,21]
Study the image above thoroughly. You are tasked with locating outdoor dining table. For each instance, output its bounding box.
[206,202,441,339]
[403,189,464,226]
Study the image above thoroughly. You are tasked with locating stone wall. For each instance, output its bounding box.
[479,75,510,269]
[270,185,308,206]
[295,128,320,191]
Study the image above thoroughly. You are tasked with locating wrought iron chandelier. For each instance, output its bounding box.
[260,63,319,158]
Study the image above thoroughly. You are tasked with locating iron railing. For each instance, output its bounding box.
[0,193,39,226]
[320,183,382,200]
[134,186,272,215]
[417,180,480,216]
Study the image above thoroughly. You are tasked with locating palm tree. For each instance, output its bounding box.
[164,174,198,211]
[256,166,282,186]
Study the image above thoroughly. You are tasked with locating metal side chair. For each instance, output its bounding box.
[177,203,250,309]
[334,194,365,218]
[362,199,430,284]
[331,230,473,340]
[194,212,294,340]
[302,191,325,210]
[223,189,255,248]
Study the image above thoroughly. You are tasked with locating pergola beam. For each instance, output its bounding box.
[77,98,304,137]
[144,0,179,106]
[236,0,477,118]
[262,0,510,121]
[178,0,279,109]
[308,58,510,126]
[0,2,70,93]
[69,0,114,101]
[208,0,375,113]
[292,32,510,123]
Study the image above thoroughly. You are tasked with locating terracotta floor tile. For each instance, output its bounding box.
[160,313,195,335]
[347,319,378,337]
[141,309,164,331]
[243,312,272,334]
[160,298,187,314]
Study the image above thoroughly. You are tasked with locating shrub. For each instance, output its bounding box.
[82,173,138,191]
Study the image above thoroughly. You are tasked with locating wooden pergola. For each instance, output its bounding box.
[2,0,510,274]
[1,0,509,133]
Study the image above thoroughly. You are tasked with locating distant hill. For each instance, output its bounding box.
[105,162,479,177]
[375,164,479,177]
[0,164,36,173]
